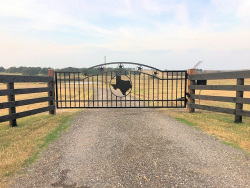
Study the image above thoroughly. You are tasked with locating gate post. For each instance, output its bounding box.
[187,68,196,113]
[48,69,56,115]
[234,78,244,123]
[8,82,17,126]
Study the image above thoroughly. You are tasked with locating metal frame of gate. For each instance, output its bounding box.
[55,62,187,108]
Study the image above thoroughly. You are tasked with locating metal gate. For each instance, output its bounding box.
[55,62,187,108]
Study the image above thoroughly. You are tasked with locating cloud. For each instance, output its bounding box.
[211,0,240,13]
[174,3,189,25]
[0,0,116,36]
[209,0,250,24]
[101,26,250,53]
[237,0,250,21]
[0,0,249,70]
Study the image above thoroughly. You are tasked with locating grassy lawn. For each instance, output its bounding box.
[0,109,80,187]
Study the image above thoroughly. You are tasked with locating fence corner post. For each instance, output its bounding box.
[48,69,56,115]
[8,82,17,126]
[234,78,244,123]
[187,68,196,113]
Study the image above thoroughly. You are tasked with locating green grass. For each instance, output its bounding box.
[220,140,242,150]
[175,117,196,126]
[220,140,249,155]
[24,115,72,167]
[38,115,71,149]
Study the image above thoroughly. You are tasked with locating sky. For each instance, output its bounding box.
[0,0,250,70]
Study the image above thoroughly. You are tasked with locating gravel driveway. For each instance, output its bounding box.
[10,108,250,188]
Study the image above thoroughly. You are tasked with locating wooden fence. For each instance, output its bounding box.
[187,69,250,123]
[0,71,55,126]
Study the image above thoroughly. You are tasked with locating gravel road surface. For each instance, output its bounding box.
[10,109,250,188]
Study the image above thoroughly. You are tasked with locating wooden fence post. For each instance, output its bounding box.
[187,68,196,113]
[7,82,17,126]
[48,69,56,115]
[235,78,244,123]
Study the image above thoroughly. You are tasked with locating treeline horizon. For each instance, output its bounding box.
[0,66,138,76]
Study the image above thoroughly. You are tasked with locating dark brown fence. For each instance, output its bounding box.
[0,72,55,126]
[187,70,250,123]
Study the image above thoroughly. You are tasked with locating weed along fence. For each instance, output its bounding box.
[187,69,250,123]
[0,70,55,126]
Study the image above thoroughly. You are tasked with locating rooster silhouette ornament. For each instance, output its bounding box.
[111,75,132,96]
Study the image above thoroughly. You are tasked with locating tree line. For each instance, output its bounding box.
[0,66,52,76]
[0,66,88,76]
[0,66,138,76]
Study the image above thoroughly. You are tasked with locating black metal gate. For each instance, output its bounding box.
[55,62,187,108]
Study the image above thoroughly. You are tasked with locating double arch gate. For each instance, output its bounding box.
[55,62,187,108]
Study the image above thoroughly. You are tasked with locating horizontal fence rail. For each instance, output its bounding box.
[0,96,54,109]
[0,72,55,126]
[189,85,250,91]
[0,87,53,96]
[188,70,250,80]
[187,69,250,123]
[188,104,250,117]
[0,106,54,123]
[0,75,54,83]
[190,94,250,104]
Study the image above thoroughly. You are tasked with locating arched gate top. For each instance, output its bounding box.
[86,62,162,72]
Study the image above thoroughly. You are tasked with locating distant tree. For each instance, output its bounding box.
[57,67,80,72]
[22,67,41,76]
[6,67,17,73]
[5,66,52,75]
[0,66,5,72]
[39,67,51,75]
[16,66,27,73]
[6,66,28,73]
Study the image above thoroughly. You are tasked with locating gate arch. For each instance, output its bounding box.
[55,62,187,108]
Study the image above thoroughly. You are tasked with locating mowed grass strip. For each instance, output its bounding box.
[165,109,250,154]
[0,109,79,186]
